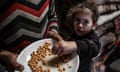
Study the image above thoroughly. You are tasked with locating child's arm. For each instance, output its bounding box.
[53,40,77,55]
[0,51,24,71]
[46,0,59,37]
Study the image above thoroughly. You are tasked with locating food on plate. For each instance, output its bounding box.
[28,41,72,72]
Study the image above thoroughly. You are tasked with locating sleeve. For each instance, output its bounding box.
[46,0,59,34]
[76,34,100,59]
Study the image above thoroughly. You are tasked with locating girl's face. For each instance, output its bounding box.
[73,13,94,36]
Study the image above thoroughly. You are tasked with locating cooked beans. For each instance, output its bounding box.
[28,42,72,72]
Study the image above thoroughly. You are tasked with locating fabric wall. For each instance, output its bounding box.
[0,0,47,40]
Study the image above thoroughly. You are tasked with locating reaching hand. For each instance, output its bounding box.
[53,40,77,56]
[48,31,77,56]
[0,51,24,72]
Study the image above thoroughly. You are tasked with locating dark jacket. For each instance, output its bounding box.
[68,30,100,72]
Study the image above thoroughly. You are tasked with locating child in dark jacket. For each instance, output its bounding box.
[49,1,100,72]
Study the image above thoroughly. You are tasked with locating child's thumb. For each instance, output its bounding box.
[15,63,24,71]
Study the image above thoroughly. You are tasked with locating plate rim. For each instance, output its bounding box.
[16,38,80,72]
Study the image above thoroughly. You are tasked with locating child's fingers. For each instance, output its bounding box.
[52,43,59,54]
[15,63,24,71]
[48,31,63,41]
[57,48,63,55]
[52,48,57,54]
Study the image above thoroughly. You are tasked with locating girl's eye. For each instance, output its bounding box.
[75,18,89,25]
[83,19,89,25]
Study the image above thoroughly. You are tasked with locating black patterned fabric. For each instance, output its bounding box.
[0,0,59,53]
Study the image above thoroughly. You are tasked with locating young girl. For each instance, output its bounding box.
[49,2,100,72]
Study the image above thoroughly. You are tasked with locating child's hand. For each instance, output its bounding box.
[53,40,77,56]
[48,31,77,56]
[0,51,24,72]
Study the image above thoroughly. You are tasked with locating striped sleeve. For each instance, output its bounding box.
[47,0,59,33]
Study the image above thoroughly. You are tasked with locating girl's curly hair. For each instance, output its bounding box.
[68,1,99,26]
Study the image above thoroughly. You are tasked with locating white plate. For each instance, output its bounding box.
[15,38,79,72]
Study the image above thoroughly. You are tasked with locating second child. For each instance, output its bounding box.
[49,2,100,72]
